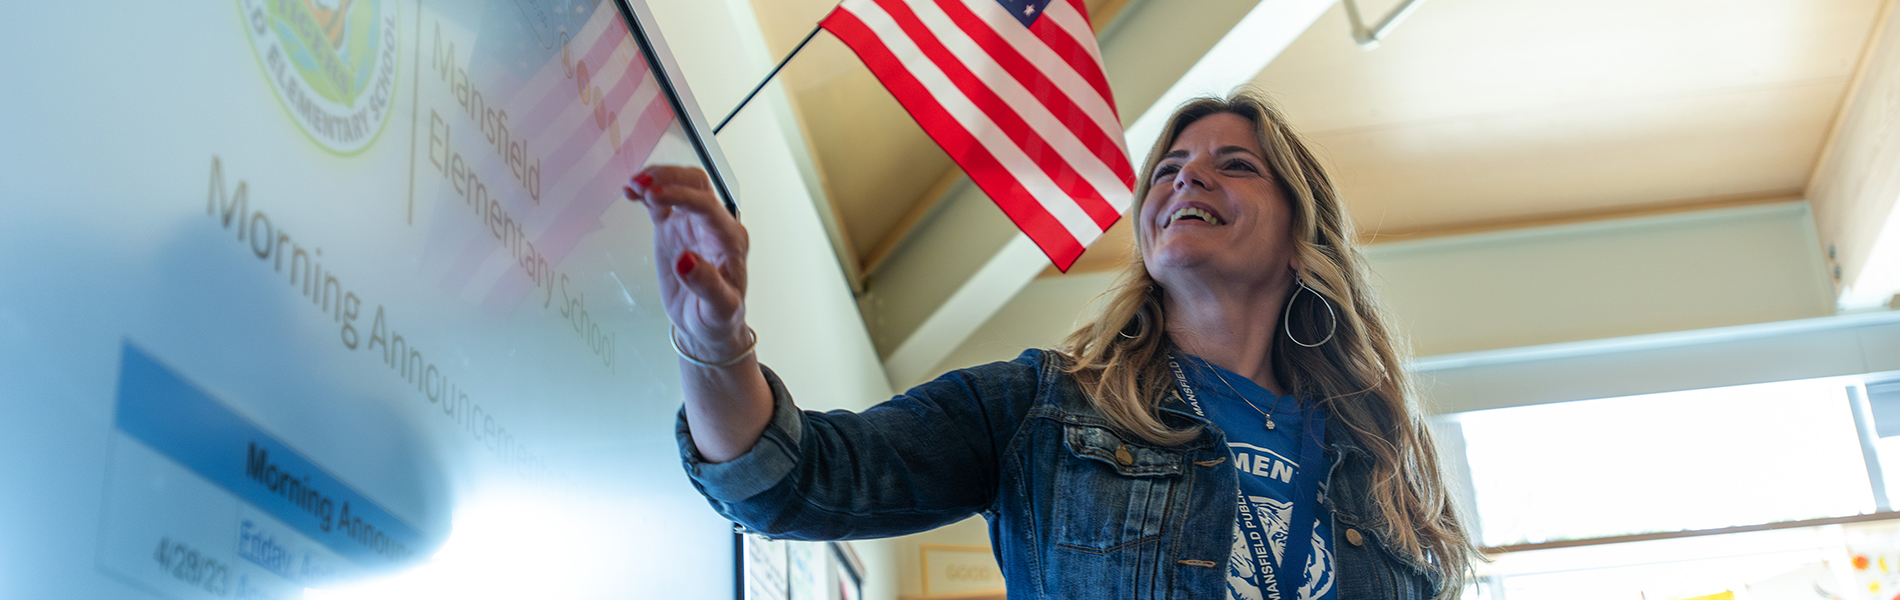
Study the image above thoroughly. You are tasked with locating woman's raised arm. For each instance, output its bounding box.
[627,165,772,463]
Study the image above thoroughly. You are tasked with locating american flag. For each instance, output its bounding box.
[821,0,1135,272]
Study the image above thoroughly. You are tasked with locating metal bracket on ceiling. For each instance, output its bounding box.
[1342,0,1428,50]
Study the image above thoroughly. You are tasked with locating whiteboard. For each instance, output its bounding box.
[0,0,736,598]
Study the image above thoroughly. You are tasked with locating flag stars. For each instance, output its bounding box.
[1024,4,1036,16]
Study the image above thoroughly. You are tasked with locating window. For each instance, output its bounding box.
[1450,377,1878,549]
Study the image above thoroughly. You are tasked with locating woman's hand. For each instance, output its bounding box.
[627,166,751,363]
[626,165,772,463]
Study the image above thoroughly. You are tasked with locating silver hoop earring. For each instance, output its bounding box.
[1120,308,1150,339]
[1283,273,1337,348]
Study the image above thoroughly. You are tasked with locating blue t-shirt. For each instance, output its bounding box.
[1177,355,1335,600]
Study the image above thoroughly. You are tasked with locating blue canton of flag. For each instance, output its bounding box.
[993,0,1055,27]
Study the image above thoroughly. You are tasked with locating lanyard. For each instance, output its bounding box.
[1168,357,1328,600]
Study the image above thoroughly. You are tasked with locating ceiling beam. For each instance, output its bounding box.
[860,169,965,278]
[1119,0,1337,157]
[1808,0,1900,310]
[865,0,1339,388]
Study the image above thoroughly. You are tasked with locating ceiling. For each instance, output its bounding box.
[1267,0,1875,231]
[733,0,1892,376]
[1073,0,1888,272]
[742,0,1886,278]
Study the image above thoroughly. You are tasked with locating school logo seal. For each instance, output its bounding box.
[239,0,400,154]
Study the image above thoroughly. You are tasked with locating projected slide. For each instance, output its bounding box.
[0,1,735,598]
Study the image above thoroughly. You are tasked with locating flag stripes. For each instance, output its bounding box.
[883,1,1122,227]
[935,0,1131,189]
[823,0,1134,271]
[823,8,1089,264]
[1025,0,1115,107]
[848,3,1105,249]
[951,0,1121,156]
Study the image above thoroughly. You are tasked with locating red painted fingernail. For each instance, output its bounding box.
[675,252,696,276]
[633,173,655,188]
[648,184,662,195]
[623,185,637,200]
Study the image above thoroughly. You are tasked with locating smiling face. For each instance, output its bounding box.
[1138,112,1298,296]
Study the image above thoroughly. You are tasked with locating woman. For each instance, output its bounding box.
[629,92,1478,599]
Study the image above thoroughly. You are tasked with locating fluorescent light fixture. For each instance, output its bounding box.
[1343,0,1428,50]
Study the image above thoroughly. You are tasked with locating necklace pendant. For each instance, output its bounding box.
[1264,419,1277,430]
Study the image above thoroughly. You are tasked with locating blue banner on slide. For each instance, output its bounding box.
[113,342,425,568]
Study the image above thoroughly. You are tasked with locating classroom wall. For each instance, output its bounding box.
[936,201,1840,375]
[1364,201,1838,357]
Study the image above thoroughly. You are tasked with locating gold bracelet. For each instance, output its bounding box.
[670,324,757,368]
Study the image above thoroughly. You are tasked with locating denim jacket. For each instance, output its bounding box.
[677,349,1442,599]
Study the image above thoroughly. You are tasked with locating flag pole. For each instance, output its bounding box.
[712,21,826,134]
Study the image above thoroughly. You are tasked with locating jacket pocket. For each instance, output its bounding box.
[1051,422,1184,554]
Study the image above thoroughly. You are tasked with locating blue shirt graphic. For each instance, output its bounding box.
[1177,355,1335,600]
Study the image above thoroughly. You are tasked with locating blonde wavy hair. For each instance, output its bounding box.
[1060,91,1477,594]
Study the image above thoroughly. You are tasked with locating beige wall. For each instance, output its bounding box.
[1364,201,1837,356]
[891,517,996,599]
[937,202,1838,375]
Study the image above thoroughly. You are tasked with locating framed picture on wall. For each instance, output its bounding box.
[739,532,865,600]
